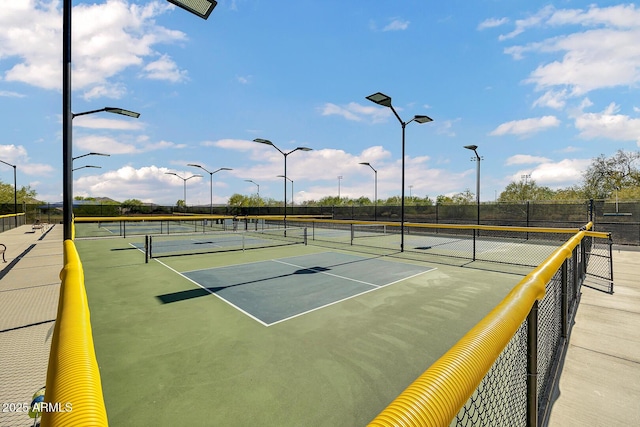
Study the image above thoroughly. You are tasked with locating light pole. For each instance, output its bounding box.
[0,160,17,227]
[245,180,260,199]
[187,164,232,215]
[245,179,260,216]
[338,176,343,199]
[464,145,482,225]
[359,162,378,221]
[367,92,433,252]
[62,0,215,241]
[165,172,202,210]
[253,138,312,223]
[277,175,294,212]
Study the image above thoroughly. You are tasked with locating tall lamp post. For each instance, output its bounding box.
[245,179,260,199]
[62,0,216,241]
[0,160,17,227]
[366,92,433,252]
[187,164,232,215]
[337,176,343,199]
[359,162,378,221]
[165,172,202,210]
[253,138,312,224]
[277,175,294,213]
[464,145,482,225]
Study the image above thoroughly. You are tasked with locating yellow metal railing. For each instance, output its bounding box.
[368,223,608,426]
[41,239,108,426]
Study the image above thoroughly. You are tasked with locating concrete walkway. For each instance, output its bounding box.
[0,224,63,427]
[547,245,640,427]
[0,224,637,426]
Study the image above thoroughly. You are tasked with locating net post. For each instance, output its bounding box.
[148,235,153,259]
[350,223,354,245]
[145,235,149,264]
[304,227,308,245]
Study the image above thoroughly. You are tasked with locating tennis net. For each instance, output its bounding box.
[146,227,307,258]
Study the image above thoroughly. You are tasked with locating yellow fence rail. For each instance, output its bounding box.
[41,239,108,426]
[368,223,596,426]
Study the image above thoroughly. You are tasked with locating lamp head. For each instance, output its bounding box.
[366,92,392,107]
[253,138,273,146]
[166,0,217,20]
[464,145,478,151]
[414,115,433,124]
[104,107,140,118]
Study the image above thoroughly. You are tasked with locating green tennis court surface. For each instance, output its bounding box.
[76,235,535,426]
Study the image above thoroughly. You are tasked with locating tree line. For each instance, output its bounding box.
[2,150,638,207]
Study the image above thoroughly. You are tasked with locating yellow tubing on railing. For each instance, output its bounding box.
[368,230,586,427]
[41,240,108,426]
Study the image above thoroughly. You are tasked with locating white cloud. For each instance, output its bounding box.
[74,134,185,154]
[478,17,509,30]
[501,4,640,98]
[0,90,26,98]
[383,18,410,32]
[574,102,640,146]
[505,154,552,165]
[489,116,560,137]
[532,89,567,109]
[142,54,187,82]
[0,0,187,97]
[320,102,390,123]
[512,158,591,187]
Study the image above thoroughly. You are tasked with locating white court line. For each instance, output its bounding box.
[152,257,270,327]
[272,259,381,288]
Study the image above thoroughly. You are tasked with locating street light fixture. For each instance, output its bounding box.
[359,162,378,221]
[187,164,232,215]
[366,91,433,252]
[253,138,312,224]
[72,107,140,119]
[464,144,482,225]
[72,165,101,172]
[62,0,215,241]
[0,160,17,227]
[165,172,202,210]
[167,0,217,20]
[72,152,110,161]
[277,175,294,211]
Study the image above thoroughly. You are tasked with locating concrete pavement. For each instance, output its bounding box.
[0,224,62,427]
[547,245,640,427]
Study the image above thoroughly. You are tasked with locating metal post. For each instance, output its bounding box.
[561,259,568,337]
[527,301,539,427]
[401,121,406,252]
[63,0,73,241]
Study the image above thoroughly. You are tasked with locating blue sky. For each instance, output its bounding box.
[1,0,640,206]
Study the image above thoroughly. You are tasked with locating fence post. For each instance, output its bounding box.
[572,247,579,296]
[527,300,539,427]
[561,259,568,338]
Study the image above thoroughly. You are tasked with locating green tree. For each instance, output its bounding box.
[581,150,640,199]
[498,180,554,202]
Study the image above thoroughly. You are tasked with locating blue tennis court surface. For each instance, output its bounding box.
[158,252,434,326]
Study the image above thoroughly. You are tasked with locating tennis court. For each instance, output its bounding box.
[75,225,536,426]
